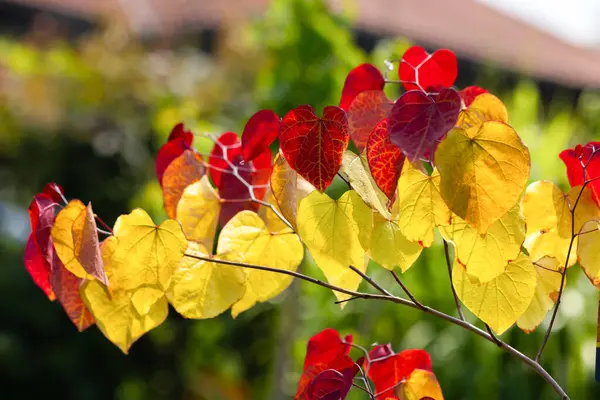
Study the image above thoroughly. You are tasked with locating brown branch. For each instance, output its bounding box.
[349,265,393,296]
[390,270,426,310]
[486,324,502,347]
[443,240,465,321]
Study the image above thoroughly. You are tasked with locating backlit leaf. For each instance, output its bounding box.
[162,149,205,219]
[167,242,246,319]
[216,211,303,318]
[52,200,89,279]
[339,150,391,219]
[453,252,536,334]
[388,89,461,162]
[347,90,392,152]
[401,369,444,400]
[242,109,281,162]
[577,220,600,288]
[517,256,562,333]
[439,205,525,283]
[280,105,349,192]
[155,123,193,186]
[399,46,457,91]
[72,202,108,284]
[339,63,385,112]
[396,163,451,247]
[367,119,405,200]
[459,86,488,107]
[297,190,372,302]
[258,188,291,233]
[369,213,423,272]
[176,176,220,252]
[560,141,600,206]
[436,121,530,233]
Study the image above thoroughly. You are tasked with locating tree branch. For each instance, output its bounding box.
[390,270,425,310]
[183,252,569,399]
[443,240,465,321]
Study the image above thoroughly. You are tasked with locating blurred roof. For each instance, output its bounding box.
[6,0,600,88]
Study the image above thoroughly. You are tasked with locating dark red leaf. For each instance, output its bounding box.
[242,109,281,162]
[459,86,488,107]
[279,105,349,192]
[340,64,385,112]
[560,141,600,206]
[347,90,393,152]
[399,46,457,92]
[366,348,432,400]
[388,88,461,162]
[305,366,357,400]
[156,123,194,186]
[368,343,394,360]
[24,235,55,300]
[42,182,64,203]
[28,194,59,265]
[367,119,405,200]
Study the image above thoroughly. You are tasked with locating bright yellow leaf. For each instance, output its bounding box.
[111,209,187,314]
[52,199,88,278]
[217,211,304,317]
[369,213,422,272]
[258,188,292,234]
[401,369,444,400]
[396,163,451,247]
[176,176,220,252]
[436,121,530,234]
[577,220,600,288]
[297,190,372,302]
[339,150,391,219]
[453,252,536,334]
[517,256,562,333]
[167,242,246,319]
[440,205,525,283]
[457,93,508,134]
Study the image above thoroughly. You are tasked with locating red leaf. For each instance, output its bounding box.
[340,64,385,112]
[366,348,432,400]
[24,235,55,300]
[280,105,349,192]
[50,249,94,332]
[156,123,194,186]
[242,109,281,162]
[42,182,64,203]
[208,131,240,188]
[459,86,488,107]
[304,328,352,368]
[560,141,600,206]
[399,46,457,92]
[347,90,393,152]
[388,88,461,162]
[305,366,357,400]
[367,119,405,200]
[162,150,206,218]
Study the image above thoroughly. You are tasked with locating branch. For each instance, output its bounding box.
[390,270,425,310]
[349,265,393,296]
[183,252,569,399]
[443,240,465,320]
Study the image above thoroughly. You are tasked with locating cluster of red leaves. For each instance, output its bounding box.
[560,141,600,206]
[24,183,95,331]
[295,328,439,400]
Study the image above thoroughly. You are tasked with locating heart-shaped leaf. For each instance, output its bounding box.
[459,85,488,107]
[339,63,385,112]
[279,105,349,192]
[399,46,457,92]
[155,123,193,186]
[242,109,281,162]
[347,90,392,152]
[367,119,405,200]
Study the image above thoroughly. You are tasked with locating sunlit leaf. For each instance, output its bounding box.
[459,92,508,126]
[162,149,205,219]
[440,205,525,283]
[339,63,385,112]
[216,211,303,317]
[258,188,292,234]
[367,119,405,201]
[347,90,392,152]
[71,202,107,284]
[399,46,457,91]
[459,86,488,107]
[52,200,89,279]
[280,105,349,192]
[560,141,600,206]
[155,123,193,186]
[577,220,600,288]
[436,121,530,233]
[453,252,536,334]
[339,150,391,219]
[176,176,220,252]
[517,256,562,333]
[297,190,372,302]
[369,213,422,272]
[241,109,281,162]
[396,163,451,247]
[401,369,444,400]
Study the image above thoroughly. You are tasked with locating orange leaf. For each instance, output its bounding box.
[162,149,206,218]
[72,203,108,284]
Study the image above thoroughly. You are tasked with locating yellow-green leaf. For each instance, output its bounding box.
[217,211,304,317]
[297,190,372,302]
[369,213,422,272]
[396,163,451,247]
[440,205,525,283]
[436,121,530,234]
[453,252,536,334]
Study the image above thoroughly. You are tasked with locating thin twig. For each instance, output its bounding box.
[335,296,361,305]
[349,265,393,296]
[390,270,425,310]
[94,214,114,234]
[443,240,465,321]
[486,324,502,347]
[354,364,375,400]
[183,252,569,399]
[351,383,374,396]
[337,172,351,189]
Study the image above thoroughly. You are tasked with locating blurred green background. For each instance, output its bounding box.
[2,0,600,399]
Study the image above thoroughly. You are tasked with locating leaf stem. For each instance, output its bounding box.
[443,240,465,320]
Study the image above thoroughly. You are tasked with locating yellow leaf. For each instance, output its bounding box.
[270,152,315,230]
[52,199,88,278]
[457,93,508,134]
[167,242,246,319]
[369,213,422,272]
[297,190,372,302]
[111,209,187,314]
[436,121,530,234]
[80,237,168,354]
[577,220,600,288]
[453,252,536,334]
[440,205,525,283]
[217,211,304,317]
[258,188,292,234]
[176,176,220,252]
[517,256,562,333]
[401,369,444,400]
[396,163,451,247]
[339,150,391,219]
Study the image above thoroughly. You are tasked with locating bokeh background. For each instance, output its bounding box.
[2,0,600,399]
